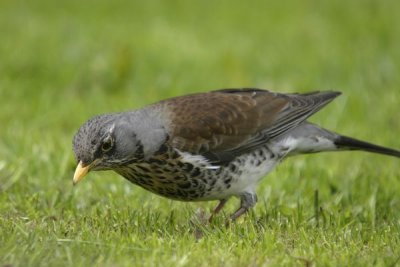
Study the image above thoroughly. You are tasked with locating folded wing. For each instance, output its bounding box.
[161,88,341,164]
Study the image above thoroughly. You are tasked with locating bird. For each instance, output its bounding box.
[72,88,400,221]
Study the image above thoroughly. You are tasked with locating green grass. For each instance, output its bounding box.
[1,0,400,266]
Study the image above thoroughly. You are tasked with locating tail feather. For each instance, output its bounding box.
[281,123,400,158]
[334,135,400,158]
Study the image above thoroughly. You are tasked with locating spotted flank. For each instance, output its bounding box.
[115,144,280,202]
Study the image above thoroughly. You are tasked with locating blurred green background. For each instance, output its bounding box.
[1,0,400,266]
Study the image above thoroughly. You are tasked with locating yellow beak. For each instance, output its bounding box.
[73,161,90,185]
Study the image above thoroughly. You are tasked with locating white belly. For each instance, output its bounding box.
[203,146,280,200]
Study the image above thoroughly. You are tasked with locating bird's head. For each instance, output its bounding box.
[72,114,143,185]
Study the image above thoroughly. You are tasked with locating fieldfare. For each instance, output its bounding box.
[72,89,400,220]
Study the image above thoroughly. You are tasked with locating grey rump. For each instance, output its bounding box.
[72,88,400,220]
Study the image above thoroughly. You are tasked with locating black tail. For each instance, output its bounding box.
[334,135,400,158]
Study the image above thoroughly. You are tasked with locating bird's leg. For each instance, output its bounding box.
[230,192,258,221]
[208,199,228,222]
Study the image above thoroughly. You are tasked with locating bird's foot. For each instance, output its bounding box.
[226,192,257,225]
[208,199,228,223]
[230,206,249,221]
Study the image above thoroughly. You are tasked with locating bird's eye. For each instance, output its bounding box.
[101,137,113,152]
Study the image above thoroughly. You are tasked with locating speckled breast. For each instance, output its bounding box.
[115,146,279,201]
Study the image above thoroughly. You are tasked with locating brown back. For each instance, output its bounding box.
[158,88,340,163]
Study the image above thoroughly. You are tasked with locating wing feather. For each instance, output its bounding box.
[159,88,341,164]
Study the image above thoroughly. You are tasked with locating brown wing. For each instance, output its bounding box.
[160,88,341,164]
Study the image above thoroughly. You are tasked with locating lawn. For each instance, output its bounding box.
[1,0,400,266]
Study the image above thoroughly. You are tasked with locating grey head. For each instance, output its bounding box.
[72,109,168,184]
